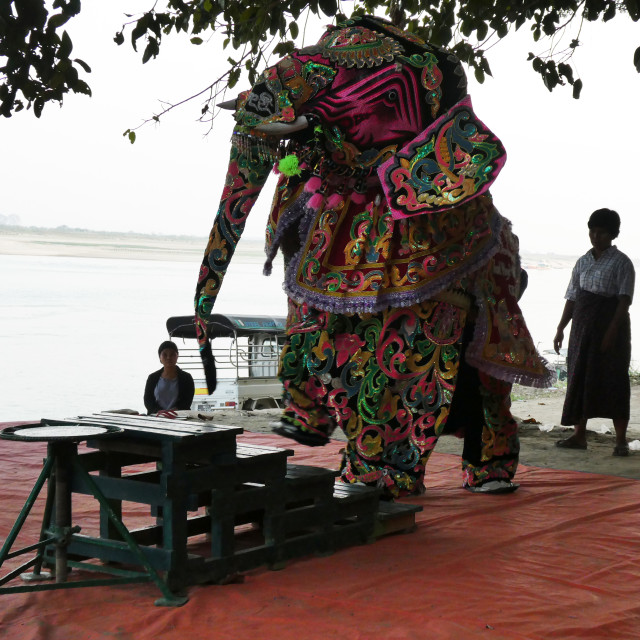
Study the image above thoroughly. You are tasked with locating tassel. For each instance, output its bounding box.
[278,154,302,177]
[308,193,324,210]
[351,191,367,204]
[326,193,344,210]
[304,176,322,193]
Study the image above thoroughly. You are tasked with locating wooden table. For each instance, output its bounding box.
[0,414,421,605]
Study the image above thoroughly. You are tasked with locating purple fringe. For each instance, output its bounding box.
[263,191,313,276]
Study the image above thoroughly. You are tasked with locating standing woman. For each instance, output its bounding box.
[554,209,635,455]
[144,341,195,415]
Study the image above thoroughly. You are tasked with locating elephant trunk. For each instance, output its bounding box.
[194,130,277,392]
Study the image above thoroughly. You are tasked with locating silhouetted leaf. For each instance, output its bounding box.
[33,97,44,118]
[59,30,73,59]
[558,62,574,84]
[228,68,241,89]
[626,0,640,21]
[47,12,71,30]
[74,58,91,73]
[603,1,616,21]
[572,79,583,99]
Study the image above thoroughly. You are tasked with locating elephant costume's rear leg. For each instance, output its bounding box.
[460,372,519,488]
[446,326,520,488]
[277,299,467,498]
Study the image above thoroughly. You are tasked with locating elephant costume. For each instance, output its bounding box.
[195,15,553,498]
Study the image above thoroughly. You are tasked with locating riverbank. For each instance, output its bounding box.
[0,225,580,267]
[0,226,268,262]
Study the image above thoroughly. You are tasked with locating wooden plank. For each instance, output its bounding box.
[236,444,294,458]
[376,500,423,519]
[285,464,339,483]
[373,501,422,537]
[65,534,173,571]
[74,415,242,440]
[88,413,243,436]
[332,482,380,502]
[71,472,163,506]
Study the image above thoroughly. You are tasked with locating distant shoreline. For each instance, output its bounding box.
[0,225,268,263]
[0,225,581,267]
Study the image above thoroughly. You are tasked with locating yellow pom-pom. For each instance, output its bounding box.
[278,154,301,177]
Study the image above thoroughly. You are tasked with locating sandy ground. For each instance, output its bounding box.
[202,385,640,481]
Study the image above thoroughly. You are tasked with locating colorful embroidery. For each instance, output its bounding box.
[378,96,507,219]
[461,372,519,487]
[195,14,553,495]
[398,52,444,118]
[312,25,404,68]
[280,299,466,497]
[195,143,272,344]
[283,192,499,313]
[467,219,554,387]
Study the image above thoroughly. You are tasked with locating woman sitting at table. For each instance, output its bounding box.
[144,341,195,415]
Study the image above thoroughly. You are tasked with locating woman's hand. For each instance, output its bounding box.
[553,329,564,354]
[156,409,178,419]
[554,300,574,354]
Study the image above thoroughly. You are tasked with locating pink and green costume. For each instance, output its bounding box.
[195,15,553,497]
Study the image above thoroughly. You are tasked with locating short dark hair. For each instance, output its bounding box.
[588,208,620,238]
[158,340,179,356]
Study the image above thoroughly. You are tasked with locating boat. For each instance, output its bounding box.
[166,314,286,410]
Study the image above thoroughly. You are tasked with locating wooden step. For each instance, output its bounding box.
[374,500,423,537]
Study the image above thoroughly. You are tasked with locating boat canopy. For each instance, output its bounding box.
[166,314,287,340]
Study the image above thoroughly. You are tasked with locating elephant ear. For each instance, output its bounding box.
[378,96,506,220]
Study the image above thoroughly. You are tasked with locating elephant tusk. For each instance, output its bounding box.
[218,98,237,110]
[254,116,310,137]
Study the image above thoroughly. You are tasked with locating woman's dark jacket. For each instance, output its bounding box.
[144,367,195,414]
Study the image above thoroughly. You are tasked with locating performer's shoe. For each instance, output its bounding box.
[271,422,329,447]
[613,444,630,457]
[465,480,519,494]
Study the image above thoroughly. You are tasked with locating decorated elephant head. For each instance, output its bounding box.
[195,15,546,392]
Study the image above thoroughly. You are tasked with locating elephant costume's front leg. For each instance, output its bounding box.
[194,137,273,389]
[279,298,469,498]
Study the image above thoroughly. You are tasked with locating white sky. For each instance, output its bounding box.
[0,2,638,258]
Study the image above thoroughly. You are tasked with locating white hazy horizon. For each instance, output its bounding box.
[1,4,638,259]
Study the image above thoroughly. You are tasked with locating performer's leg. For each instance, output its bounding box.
[276,300,466,498]
[461,372,519,488]
[275,303,338,444]
[338,302,466,498]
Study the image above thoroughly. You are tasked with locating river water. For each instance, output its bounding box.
[0,254,637,422]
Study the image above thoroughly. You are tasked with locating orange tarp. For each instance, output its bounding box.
[0,426,639,639]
